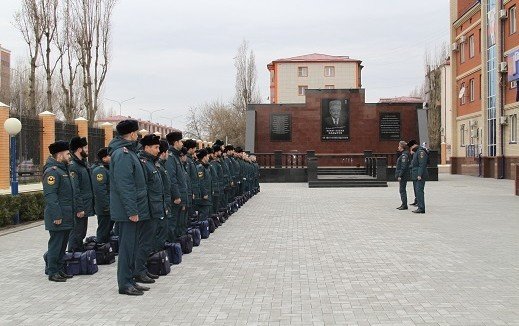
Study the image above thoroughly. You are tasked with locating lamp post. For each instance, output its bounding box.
[105,97,136,116]
[139,108,165,122]
[4,118,22,224]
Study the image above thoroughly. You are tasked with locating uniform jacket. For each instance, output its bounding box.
[195,163,212,206]
[43,157,75,231]
[411,147,429,181]
[92,163,110,216]
[221,156,232,190]
[165,147,188,204]
[108,136,150,222]
[395,151,411,180]
[69,154,94,217]
[138,151,166,220]
[186,154,200,202]
[158,158,172,217]
[209,159,223,196]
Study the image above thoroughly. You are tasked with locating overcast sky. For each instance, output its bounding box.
[0,0,449,131]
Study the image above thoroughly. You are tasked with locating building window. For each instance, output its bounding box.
[480,74,482,99]
[298,85,308,96]
[470,78,475,102]
[298,67,308,77]
[460,82,466,105]
[511,6,517,35]
[469,34,475,58]
[461,125,466,146]
[324,66,335,77]
[511,80,517,89]
[511,114,518,143]
[460,42,465,63]
[325,85,335,89]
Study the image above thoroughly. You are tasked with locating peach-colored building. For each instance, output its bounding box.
[267,53,362,104]
[0,44,10,105]
[95,115,180,137]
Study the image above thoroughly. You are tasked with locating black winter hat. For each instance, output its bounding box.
[159,140,169,154]
[97,147,109,161]
[212,144,222,153]
[70,136,88,152]
[49,140,70,155]
[214,139,224,147]
[140,134,161,147]
[183,139,197,150]
[196,148,208,160]
[166,131,183,144]
[407,140,418,148]
[235,146,243,153]
[180,147,188,156]
[224,145,234,152]
[116,119,139,135]
[206,147,214,154]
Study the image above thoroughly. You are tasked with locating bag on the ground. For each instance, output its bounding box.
[191,220,210,239]
[95,242,115,265]
[207,217,216,233]
[210,214,221,228]
[164,242,182,265]
[175,234,193,254]
[187,228,201,247]
[110,235,119,254]
[63,250,98,275]
[146,250,170,276]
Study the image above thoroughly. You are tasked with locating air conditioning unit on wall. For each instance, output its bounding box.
[451,42,459,52]
[500,9,508,20]
[500,116,508,125]
[499,62,508,73]
[460,35,467,43]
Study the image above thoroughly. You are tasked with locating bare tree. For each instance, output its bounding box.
[73,0,116,124]
[184,107,205,140]
[14,0,45,116]
[39,0,61,112]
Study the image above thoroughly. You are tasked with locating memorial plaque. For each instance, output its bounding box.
[379,112,401,140]
[321,99,350,141]
[270,113,292,141]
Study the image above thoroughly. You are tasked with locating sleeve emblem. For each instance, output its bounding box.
[198,171,204,178]
[96,173,104,182]
[47,175,56,185]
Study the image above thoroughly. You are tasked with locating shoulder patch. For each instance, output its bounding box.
[70,171,76,178]
[198,171,204,178]
[420,151,425,159]
[47,175,56,185]
[96,173,104,182]
[402,156,407,162]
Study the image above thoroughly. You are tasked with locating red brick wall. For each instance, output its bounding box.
[252,89,420,154]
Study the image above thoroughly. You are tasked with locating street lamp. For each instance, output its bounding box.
[139,108,165,122]
[4,118,22,224]
[105,97,136,116]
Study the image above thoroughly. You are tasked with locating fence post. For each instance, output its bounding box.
[102,122,114,146]
[39,111,56,169]
[307,157,318,182]
[274,150,282,168]
[376,157,388,181]
[0,103,10,189]
[75,117,88,139]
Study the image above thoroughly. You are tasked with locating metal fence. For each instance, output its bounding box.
[55,121,78,143]
[88,127,105,162]
[15,116,43,184]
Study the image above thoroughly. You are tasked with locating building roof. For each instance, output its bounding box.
[96,115,180,132]
[378,96,423,104]
[269,53,361,67]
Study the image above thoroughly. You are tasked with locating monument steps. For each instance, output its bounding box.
[309,180,388,188]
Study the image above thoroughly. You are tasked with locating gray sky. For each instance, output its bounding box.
[0,0,449,131]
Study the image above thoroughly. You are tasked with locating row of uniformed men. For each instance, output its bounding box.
[43,119,260,296]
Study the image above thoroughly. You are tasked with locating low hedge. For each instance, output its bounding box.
[0,192,45,227]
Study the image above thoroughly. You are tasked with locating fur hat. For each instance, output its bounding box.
[116,119,139,135]
[183,139,197,150]
[70,136,88,152]
[212,144,222,153]
[224,145,234,152]
[140,134,161,147]
[49,140,70,155]
[196,148,208,160]
[206,147,214,154]
[235,146,243,153]
[407,139,418,148]
[180,147,188,156]
[159,140,169,154]
[166,131,183,144]
[97,147,109,161]
[214,139,224,147]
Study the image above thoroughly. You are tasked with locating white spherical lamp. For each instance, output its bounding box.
[4,118,22,136]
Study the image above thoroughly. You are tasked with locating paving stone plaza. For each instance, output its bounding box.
[1,174,519,325]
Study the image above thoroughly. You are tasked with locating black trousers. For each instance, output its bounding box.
[399,179,408,206]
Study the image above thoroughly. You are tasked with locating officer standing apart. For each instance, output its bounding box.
[136,134,165,282]
[43,141,75,282]
[165,131,188,241]
[409,141,429,214]
[68,136,94,251]
[92,148,112,243]
[109,120,151,296]
[407,140,418,207]
[395,141,411,210]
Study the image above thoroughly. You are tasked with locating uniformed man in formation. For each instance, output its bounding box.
[395,139,428,214]
[41,118,261,294]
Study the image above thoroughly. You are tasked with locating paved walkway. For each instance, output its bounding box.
[1,174,519,325]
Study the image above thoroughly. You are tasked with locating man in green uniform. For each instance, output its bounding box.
[395,141,411,210]
[156,140,171,252]
[408,140,418,207]
[180,146,193,219]
[136,134,165,281]
[195,149,212,220]
[43,141,75,282]
[410,141,429,214]
[224,145,237,204]
[208,147,221,214]
[235,147,245,196]
[92,147,112,243]
[183,139,199,219]
[109,120,151,295]
[165,131,188,241]
[68,136,94,251]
